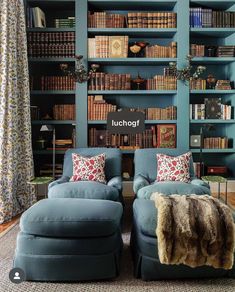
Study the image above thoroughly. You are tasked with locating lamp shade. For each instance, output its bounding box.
[40,125,54,132]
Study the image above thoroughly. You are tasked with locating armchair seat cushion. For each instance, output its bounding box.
[48,181,119,201]
[137,181,211,200]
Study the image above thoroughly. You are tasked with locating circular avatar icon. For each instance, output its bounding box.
[9,268,26,284]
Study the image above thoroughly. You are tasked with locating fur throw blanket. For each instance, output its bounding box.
[151,193,235,269]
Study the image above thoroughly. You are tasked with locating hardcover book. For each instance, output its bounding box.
[157,124,176,148]
[108,36,128,58]
[205,98,222,119]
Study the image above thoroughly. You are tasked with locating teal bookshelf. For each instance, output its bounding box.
[25,0,235,177]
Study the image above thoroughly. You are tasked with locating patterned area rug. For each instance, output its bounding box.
[0,211,235,291]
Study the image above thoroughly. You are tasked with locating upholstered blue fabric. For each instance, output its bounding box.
[48,148,122,201]
[133,149,210,197]
[137,181,211,199]
[20,198,123,238]
[48,181,119,201]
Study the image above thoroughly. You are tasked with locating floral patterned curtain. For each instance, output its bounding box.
[0,0,36,223]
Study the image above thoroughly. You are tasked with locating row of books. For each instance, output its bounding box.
[190,8,235,28]
[127,12,177,28]
[89,73,131,90]
[203,137,229,149]
[26,7,46,28]
[190,44,235,57]
[88,36,129,58]
[88,96,117,120]
[54,17,75,28]
[190,79,232,90]
[146,76,177,90]
[88,95,177,120]
[88,12,125,28]
[27,32,75,43]
[40,76,75,91]
[53,104,75,120]
[40,164,63,178]
[145,42,177,58]
[28,43,75,58]
[190,79,207,90]
[190,99,232,120]
[89,124,176,148]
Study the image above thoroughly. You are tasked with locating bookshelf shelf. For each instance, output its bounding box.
[88,58,177,65]
[191,149,235,153]
[88,28,177,38]
[191,90,235,94]
[190,120,235,124]
[190,28,235,37]
[88,90,177,95]
[88,120,177,125]
[88,0,177,10]
[32,120,76,125]
[30,90,76,95]
[33,150,67,155]
[28,58,75,63]
[27,28,75,32]
[192,57,235,65]
[190,1,235,10]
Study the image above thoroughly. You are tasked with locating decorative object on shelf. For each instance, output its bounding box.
[60,55,99,83]
[206,74,216,89]
[168,55,206,83]
[199,124,216,177]
[132,73,146,90]
[157,124,176,148]
[190,135,201,148]
[129,41,149,58]
[40,125,56,178]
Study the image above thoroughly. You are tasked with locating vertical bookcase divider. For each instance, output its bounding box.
[76,0,88,147]
[177,0,190,151]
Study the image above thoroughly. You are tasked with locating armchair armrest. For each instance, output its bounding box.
[133,174,150,194]
[191,178,210,190]
[48,176,70,190]
[107,176,122,192]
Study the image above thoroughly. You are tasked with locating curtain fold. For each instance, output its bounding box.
[0,0,36,224]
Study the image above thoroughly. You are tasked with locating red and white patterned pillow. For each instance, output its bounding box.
[156,152,192,183]
[70,153,106,184]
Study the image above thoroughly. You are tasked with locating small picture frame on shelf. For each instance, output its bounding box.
[157,124,176,148]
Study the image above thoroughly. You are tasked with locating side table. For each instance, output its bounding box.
[201,175,228,204]
[28,177,53,199]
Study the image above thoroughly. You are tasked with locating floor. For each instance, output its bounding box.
[0,192,234,234]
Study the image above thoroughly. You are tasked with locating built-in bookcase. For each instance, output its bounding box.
[25,0,235,178]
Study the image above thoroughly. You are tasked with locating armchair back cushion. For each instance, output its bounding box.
[134,149,195,183]
[63,148,122,181]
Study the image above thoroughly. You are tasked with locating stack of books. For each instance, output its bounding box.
[26,7,46,28]
[146,75,177,90]
[47,140,73,151]
[217,46,235,57]
[88,95,117,120]
[40,164,63,178]
[88,12,126,28]
[190,79,206,90]
[190,44,205,57]
[27,32,75,58]
[203,137,229,149]
[88,36,129,58]
[40,76,75,91]
[190,8,235,28]
[215,80,232,90]
[145,42,177,58]
[53,104,75,120]
[54,17,75,28]
[127,12,177,28]
[89,73,131,90]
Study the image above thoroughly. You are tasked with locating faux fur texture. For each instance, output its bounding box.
[151,193,235,270]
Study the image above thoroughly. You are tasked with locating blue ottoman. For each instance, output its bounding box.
[131,198,235,281]
[14,198,123,281]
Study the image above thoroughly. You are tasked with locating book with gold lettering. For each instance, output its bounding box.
[108,36,128,58]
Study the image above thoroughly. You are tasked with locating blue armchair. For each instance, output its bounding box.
[48,148,123,202]
[133,149,210,199]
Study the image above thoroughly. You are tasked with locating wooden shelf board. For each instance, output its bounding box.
[88,28,177,37]
[88,58,176,65]
[88,90,177,95]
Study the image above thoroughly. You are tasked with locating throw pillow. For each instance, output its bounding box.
[156,152,191,183]
[70,153,106,184]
